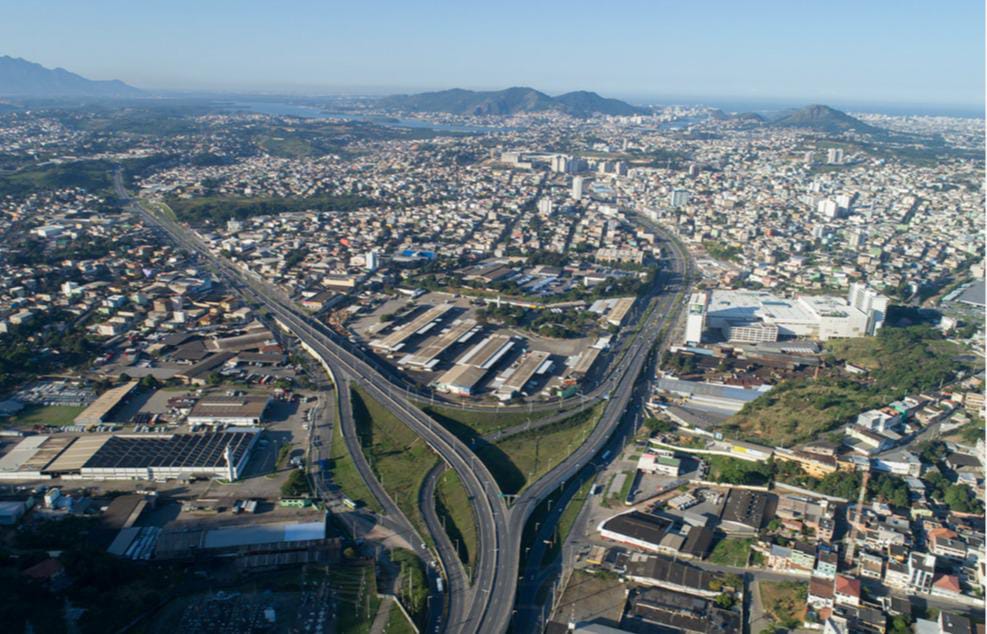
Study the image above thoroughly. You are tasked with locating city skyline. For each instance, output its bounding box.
[0,0,983,112]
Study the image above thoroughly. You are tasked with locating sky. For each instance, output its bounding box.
[1,0,984,111]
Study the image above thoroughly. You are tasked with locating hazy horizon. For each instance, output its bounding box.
[1,0,983,115]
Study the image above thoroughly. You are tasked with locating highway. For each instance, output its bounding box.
[507,218,694,632]
[116,173,509,633]
[120,170,694,633]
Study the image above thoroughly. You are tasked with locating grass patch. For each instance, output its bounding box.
[328,401,382,513]
[708,537,753,567]
[351,387,436,542]
[482,403,603,494]
[383,602,417,634]
[2,404,86,428]
[758,580,807,629]
[422,402,557,436]
[434,466,478,577]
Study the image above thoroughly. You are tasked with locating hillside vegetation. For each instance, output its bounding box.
[725,326,969,447]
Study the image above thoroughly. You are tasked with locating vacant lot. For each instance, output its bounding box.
[707,537,753,567]
[2,404,85,428]
[758,580,807,629]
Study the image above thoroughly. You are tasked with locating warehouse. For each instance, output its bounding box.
[152,518,339,567]
[569,347,601,378]
[456,334,515,370]
[187,394,271,426]
[495,350,551,400]
[398,318,480,370]
[433,364,488,397]
[370,304,453,353]
[0,429,261,481]
[0,435,74,480]
[74,380,139,426]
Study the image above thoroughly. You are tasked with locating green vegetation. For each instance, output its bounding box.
[383,603,418,634]
[727,326,968,446]
[391,549,428,626]
[421,402,557,436]
[0,309,98,394]
[351,387,436,540]
[924,464,984,514]
[2,404,85,429]
[774,461,909,506]
[426,402,603,494]
[280,469,311,497]
[434,466,478,576]
[643,416,676,434]
[2,516,195,633]
[166,193,375,224]
[758,580,807,630]
[703,240,742,262]
[328,401,382,513]
[707,537,753,567]
[485,404,603,494]
[0,159,116,197]
[330,562,380,634]
[708,456,772,486]
[824,326,965,394]
[952,416,985,446]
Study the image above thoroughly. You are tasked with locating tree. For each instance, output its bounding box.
[280,469,309,497]
[715,593,735,609]
[138,375,161,390]
[943,484,983,514]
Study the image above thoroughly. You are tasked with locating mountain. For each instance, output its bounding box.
[553,91,648,116]
[379,87,647,117]
[0,55,142,98]
[768,104,877,134]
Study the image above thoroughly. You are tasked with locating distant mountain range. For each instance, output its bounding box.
[0,55,142,98]
[378,87,648,117]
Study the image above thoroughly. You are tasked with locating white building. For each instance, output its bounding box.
[847,282,889,335]
[365,251,380,272]
[670,188,691,209]
[818,198,841,219]
[572,176,587,201]
[685,292,708,344]
[695,289,869,342]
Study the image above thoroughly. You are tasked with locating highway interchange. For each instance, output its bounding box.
[118,170,694,633]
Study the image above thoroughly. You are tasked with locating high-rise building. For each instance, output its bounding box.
[572,176,587,201]
[670,188,691,209]
[817,199,840,219]
[537,197,553,215]
[685,291,708,344]
[804,151,814,166]
[551,154,570,174]
[847,282,889,335]
[827,148,844,164]
[365,251,380,272]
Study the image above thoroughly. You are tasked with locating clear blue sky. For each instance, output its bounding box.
[1,0,983,109]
